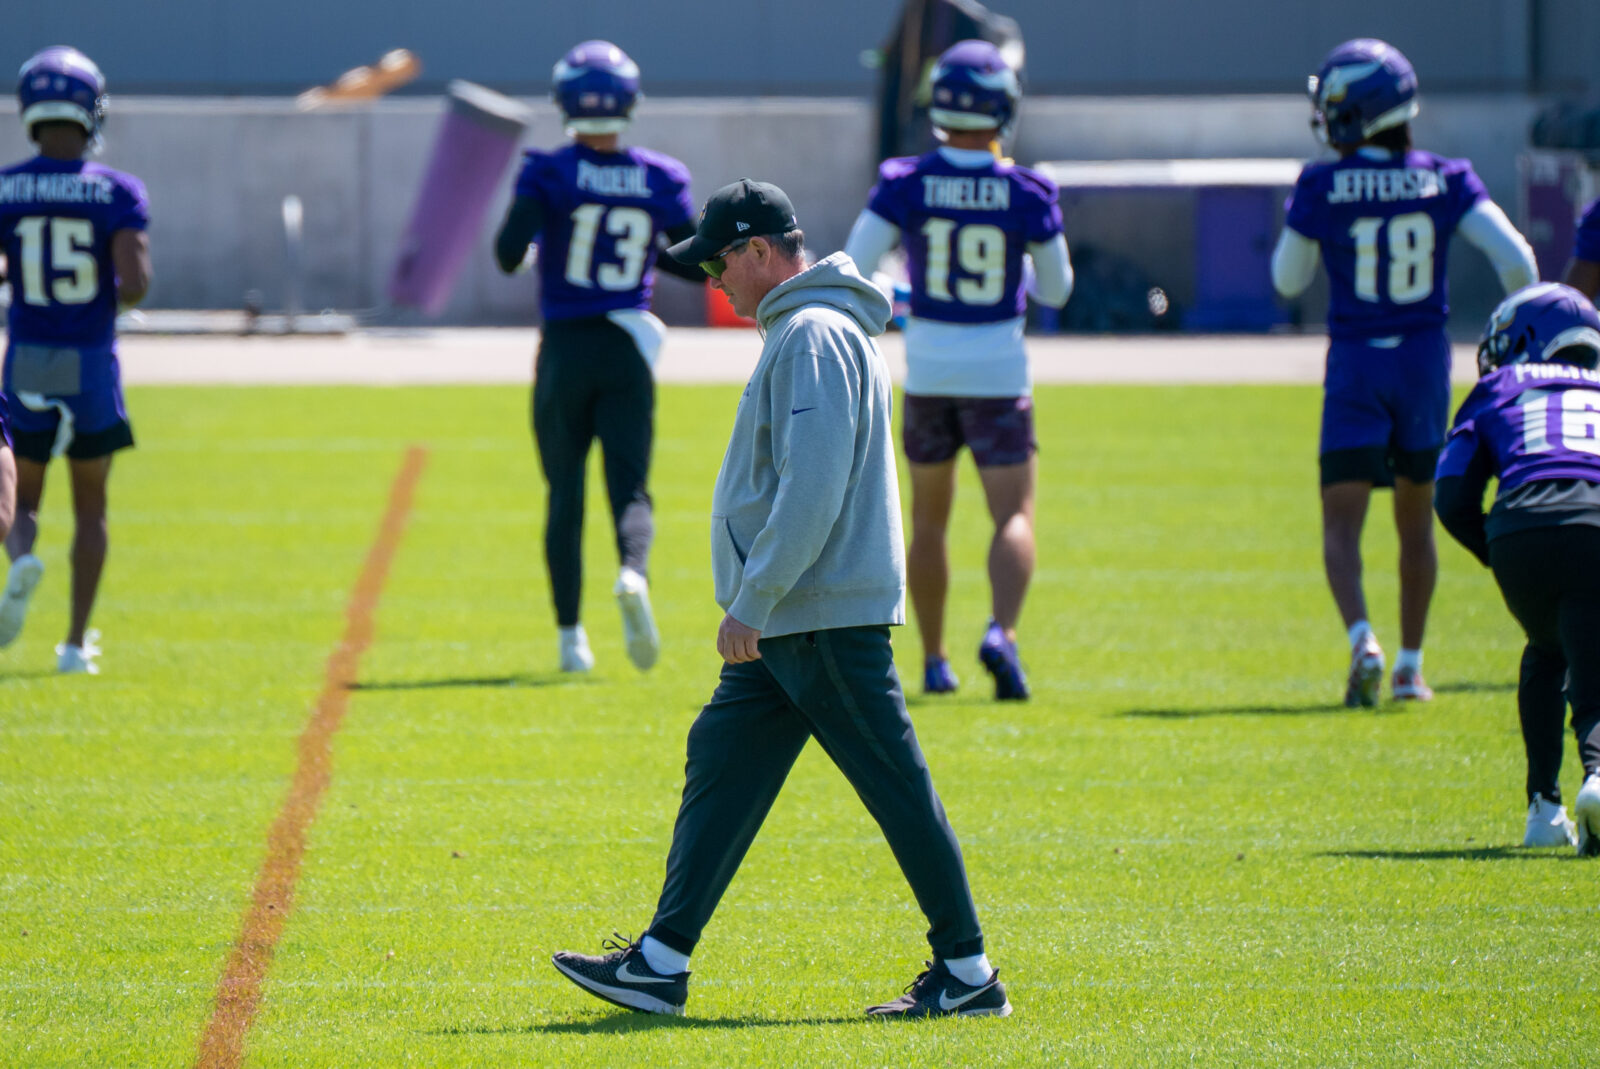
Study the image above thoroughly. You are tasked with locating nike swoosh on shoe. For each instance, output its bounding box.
[938,983,995,1011]
[615,961,675,984]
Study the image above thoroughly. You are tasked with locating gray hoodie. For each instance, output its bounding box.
[711,251,907,637]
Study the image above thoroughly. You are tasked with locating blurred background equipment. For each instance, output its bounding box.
[867,0,1023,162]
[388,81,531,318]
[296,49,421,111]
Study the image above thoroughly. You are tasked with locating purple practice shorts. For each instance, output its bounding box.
[902,393,1037,467]
[1320,330,1451,459]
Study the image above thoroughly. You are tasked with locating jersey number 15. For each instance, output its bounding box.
[14,216,98,306]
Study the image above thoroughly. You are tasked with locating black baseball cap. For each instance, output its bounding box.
[666,178,800,264]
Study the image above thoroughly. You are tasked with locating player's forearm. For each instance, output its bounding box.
[494,197,544,275]
[1025,235,1072,308]
[655,223,706,283]
[1271,228,1319,298]
[844,210,900,277]
[111,230,151,307]
[1432,475,1491,566]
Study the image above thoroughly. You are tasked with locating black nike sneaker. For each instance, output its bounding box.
[865,959,1012,1018]
[550,933,689,1015]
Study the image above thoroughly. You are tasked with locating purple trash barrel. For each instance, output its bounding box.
[388,80,530,316]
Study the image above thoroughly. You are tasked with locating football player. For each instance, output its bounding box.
[845,39,1072,700]
[1434,283,1600,854]
[493,41,703,673]
[0,47,151,673]
[0,399,15,547]
[1561,196,1600,298]
[1272,39,1537,706]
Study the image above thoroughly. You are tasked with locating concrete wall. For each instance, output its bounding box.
[0,92,1553,329]
[6,1,1592,96]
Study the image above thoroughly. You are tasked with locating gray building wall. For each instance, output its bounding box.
[3,1,1597,96]
[0,91,1547,329]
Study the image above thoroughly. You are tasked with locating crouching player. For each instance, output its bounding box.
[0,47,151,673]
[1434,283,1600,854]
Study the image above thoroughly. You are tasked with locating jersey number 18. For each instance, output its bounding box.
[1349,212,1435,305]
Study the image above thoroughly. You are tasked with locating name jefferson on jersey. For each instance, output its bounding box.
[1325,167,1446,205]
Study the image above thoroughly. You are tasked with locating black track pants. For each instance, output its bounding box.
[646,626,986,961]
[532,316,654,627]
[1489,525,1600,802]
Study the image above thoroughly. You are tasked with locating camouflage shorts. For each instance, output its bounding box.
[901,394,1036,467]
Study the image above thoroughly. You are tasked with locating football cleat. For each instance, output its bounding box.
[552,40,640,135]
[19,47,108,142]
[1476,282,1600,378]
[924,656,959,695]
[866,958,1011,1018]
[1523,793,1577,848]
[1390,666,1433,702]
[0,554,44,648]
[551,933,688,1015]
[928,39,1021,136]
[559,625,595,673]
[977,620,1029,701]
[56,629,101,676]
[1344,635,1384,708]
[1574,774,1600,858]
[1307,39,1418,148]
[614,567,659,671]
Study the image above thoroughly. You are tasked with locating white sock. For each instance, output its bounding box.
[560,624,587,644]
[1396,648,1422,675]
[640,935,689,976]
[1347,620,1373,650]
[944,953,993,987]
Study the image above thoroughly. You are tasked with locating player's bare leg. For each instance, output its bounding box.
[977,457,1036,639]
[0,449,17,544]
[907,460,958,665]
[1390,475,1437,699]
[1321,480,1372,629]
[65,456,111,649]
[5,457,45,563]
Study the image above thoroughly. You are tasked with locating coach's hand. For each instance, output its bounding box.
[717,614,763,663]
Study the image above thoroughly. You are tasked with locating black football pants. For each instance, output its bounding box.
[1489,525,1600,803]
[646,625,986,961]
[532,316,654,627]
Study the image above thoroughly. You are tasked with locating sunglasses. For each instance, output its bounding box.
[699,237,751,279]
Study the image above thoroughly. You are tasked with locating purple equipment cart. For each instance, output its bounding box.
[389,80,531,317]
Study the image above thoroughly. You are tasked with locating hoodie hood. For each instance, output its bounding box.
[756,251,892,337]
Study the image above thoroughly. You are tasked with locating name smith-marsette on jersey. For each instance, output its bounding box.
[1325,167,1446,205]
[920,175,1012,211]
[0,172,117,205]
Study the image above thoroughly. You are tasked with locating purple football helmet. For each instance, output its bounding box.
[1478,283,1600,376]
[928,39,1021,135]
[552,40,640,135]
[1307,38,1418,148]
[18,46,107,140]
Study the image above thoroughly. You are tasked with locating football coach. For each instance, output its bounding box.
[551,179,1010,1019]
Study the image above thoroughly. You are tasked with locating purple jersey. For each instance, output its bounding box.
[0,156,148,350]
[866,152,1062,324]
[1574,197,1600,264]
[1286,150,1486,341]
[1438,363,1600,494]
[514,143,693,322]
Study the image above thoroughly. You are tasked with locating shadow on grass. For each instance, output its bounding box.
[1117,701,1353,719]
[348,675,564,692]
[1431,680,1516,695]
[0,669,61,682]
[427,1013,867,1036]
[1321,846,1565,862]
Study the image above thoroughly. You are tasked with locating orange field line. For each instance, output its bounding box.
[194,445,429,1069]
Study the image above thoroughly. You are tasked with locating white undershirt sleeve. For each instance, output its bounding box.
[1271,227,1321,298]
[1025,234,1073,308]
[843,210,902,277]
[1457,200,1539,294]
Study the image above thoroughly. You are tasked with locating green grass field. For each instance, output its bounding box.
[2,381,1595,1067]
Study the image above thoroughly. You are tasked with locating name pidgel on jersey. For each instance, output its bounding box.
[0,172,116,205]
[575,160,652,198]
[920,175,1011,211]
[1326,168,1445,205]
